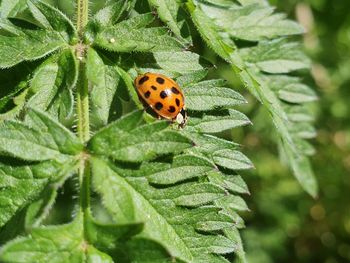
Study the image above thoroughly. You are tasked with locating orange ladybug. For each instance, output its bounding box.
[134,72,187,127]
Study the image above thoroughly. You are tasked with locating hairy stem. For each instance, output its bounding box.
[76,0,90,219]
[76,0,89,38]
[76,60,89,143]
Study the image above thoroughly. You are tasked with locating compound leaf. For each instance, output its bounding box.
[0,157,77,228]
[0,29,66,69]
[27,49,77,124]
[0,213,112,263]
[0,109,83,161]
[86,47,121,128]
[88,111,192,162]
[94,13,183,52]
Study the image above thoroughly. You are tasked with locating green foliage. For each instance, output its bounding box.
[241,0,350,262]
[0,213,114,263]
[183,79,247,111]
[186,0,317,197]
[94,13,183,52]
[0,0,317,262]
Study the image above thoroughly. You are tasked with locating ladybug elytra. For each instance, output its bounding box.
[134,73,187,128]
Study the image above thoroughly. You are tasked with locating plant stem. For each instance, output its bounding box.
[77,0,89,38]
[76,62,90,143]
[76,0,90,218]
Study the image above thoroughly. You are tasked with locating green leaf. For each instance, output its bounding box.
[183,80,247,111]
[90,0,128,27]
[24,187,57,230]
[0,162,47,228]
[213,149,254,170]
[216,195,250,212]
[87,194,175,263]
[27,0,76,41]
[189,4,235,62]
[186,133,239,154]
[284,143,318,198]
[284,104,315,123]
[148,0,191,45]
[117,238,180,263]
[86,48,121,128]
[189,110,251,134]
[27,49,78,123]
[0,79,28,114]
[88,111,192,162]
[278,83,318,104]
[222,209,245,229]
[124,51,204,77]
[188,1,318,195]
[294,138,315,156]
[0,18,23,36]
[188,0,318,199]
[91,157,193,262]
[94,13,183,52]
[115,66,144,110]
[153,51,203,74]
[91,157,237,262]
[0,213,112,263]
[289,122,317,139]
[116,12,155,30]
[224,228,247,263]
[85,1,130,42]
[86,246,114,263]
[239,39,311,74]
[266,74,318,103]
[0,28,66,69]
[192,207,235,232]
[208,171,250,194]
[0,157,77,228]
[0,109,83,161]
[200,3,304,41]
[0,91,28,121]
[0,0,27,18]
[175,69,208,87]
[184,232,236,255]
[147,155,214,184]
[92,158,137,223]
[86,213,143,251]
[169,182,226,207]
[241,67,318,194]
[0,209,26,245]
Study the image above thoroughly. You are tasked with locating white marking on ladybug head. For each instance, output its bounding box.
[175,108,187,128]
[176,112,184,125]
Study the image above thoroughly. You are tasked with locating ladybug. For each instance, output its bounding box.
[134,72,187,128]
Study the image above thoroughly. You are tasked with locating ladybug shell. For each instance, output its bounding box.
[134,73,185,120]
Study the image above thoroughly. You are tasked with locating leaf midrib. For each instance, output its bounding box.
[107,165,195,262]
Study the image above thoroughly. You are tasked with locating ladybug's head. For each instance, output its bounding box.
[175,108,187,129]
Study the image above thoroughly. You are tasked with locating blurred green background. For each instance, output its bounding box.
[22,0,350,262]
[237,0,350,262]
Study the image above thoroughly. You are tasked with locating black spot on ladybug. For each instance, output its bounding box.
[144,91,151,98]
[155,102,163,110]
[151,85,157,90]
[138,76,149,85]
[160,90,168,99]
[171,87,180,94]
[168,106,176,113]
[156,77,165,84]
[175,98,180,107]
